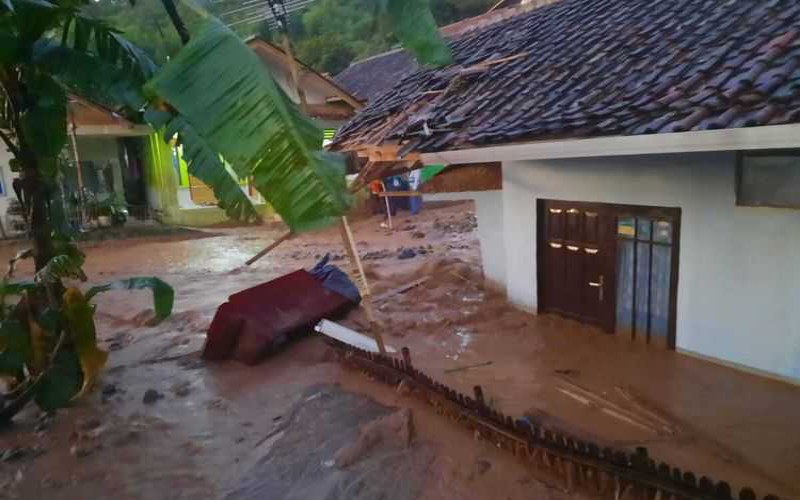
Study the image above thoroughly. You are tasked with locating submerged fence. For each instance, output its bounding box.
[329,340,781,500]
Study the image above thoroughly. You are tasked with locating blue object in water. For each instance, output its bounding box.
[308,254,362,304]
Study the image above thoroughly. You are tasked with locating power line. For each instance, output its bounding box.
[220,0,316,29]
[220,0,315,17]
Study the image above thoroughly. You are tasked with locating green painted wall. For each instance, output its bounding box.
[143,133,180,223]
[143,132,277,227]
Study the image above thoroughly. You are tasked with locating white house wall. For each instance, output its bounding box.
[503,152,800,381]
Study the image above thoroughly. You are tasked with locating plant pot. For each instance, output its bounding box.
[97,216,112,228]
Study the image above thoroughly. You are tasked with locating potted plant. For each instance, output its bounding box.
[96,194,128,228]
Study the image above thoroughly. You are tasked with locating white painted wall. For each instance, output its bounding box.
[503,152,800,381]
[423,191,506,289]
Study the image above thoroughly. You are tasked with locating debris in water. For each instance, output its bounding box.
[70,444,93,458]
[444,360,493,374]
[142,389,163,405]
[1,447,26,462]
[397,248,416,260]
[171,381,192,398]
[333,408,414,468]
[314,319,397,353]
[101,383,119,397]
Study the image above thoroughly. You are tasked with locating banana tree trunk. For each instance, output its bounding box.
[25,165,54,272]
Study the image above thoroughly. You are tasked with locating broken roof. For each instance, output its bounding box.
[332,0,800,155]
[333,5,531,103]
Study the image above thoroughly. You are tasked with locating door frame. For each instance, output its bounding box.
[536,199,681,349]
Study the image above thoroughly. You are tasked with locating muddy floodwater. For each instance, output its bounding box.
[0,202,798,499]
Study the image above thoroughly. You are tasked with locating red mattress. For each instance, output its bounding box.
[202,269,355,365]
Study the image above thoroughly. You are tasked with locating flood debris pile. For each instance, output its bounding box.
[433,213,478,235]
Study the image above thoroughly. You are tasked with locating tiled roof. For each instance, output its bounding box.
[334,50,418,102]
[333,6,529,103]
[332,0,800,154]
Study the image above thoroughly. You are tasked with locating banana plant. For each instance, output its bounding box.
[0,0,173,420]
[144,0,452,231]
[0,0,452,420]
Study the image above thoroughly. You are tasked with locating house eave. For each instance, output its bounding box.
[420,124,800,165]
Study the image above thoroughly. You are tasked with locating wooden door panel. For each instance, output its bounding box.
[581,246,604,325]
[584,211,600,245]
[563,244,583,317]
[565,208,582,242]
[547,207,565,240]
[544,242,566,313]
[539,200,616,333]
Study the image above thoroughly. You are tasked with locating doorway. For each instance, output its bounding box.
[537,199,680,349]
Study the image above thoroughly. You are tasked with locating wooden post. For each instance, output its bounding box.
[382,185,393,231]
[68,111,87,225]
[281,34,308,112]
[339,216,386,354]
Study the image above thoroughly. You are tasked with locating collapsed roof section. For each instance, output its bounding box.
[334,4,533,104]
[332,0,800,162]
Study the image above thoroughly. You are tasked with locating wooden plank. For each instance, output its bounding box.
[420,163,502,193]
[373,277,430,303]
[377,191,424,198]
[556,387,658,434]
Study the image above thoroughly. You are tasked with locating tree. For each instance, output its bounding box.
[0,0,452,420]
[293,0,494,74]
[0,0,172,420]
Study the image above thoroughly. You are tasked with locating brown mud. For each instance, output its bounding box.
[0,202,797,499]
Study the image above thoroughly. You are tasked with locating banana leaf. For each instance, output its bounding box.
[145,20,351,232]
[85,277,174,321]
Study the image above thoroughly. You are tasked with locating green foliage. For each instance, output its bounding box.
[0,319,30,376]
[86,0,491,75]
[86,277,174,320]
[293,0,393,74]
[34,348,82,411]
[79,0,185,64]
[19,72,67,163]
[146,20,351,231]
[385,0,452,66]
[34,239,87,282]
[295,0,493,73]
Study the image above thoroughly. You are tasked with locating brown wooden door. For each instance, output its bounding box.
[539,201,617,332]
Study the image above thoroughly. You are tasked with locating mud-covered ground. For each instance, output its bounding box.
[0,202,797,499]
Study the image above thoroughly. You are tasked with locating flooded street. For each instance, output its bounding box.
[0,202,798,499]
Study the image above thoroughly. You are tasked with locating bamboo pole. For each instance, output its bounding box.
[339,216,386,354]
[245,230,293,266]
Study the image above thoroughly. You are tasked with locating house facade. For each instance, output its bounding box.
[0,96,154,234]
[332,0,800,383]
